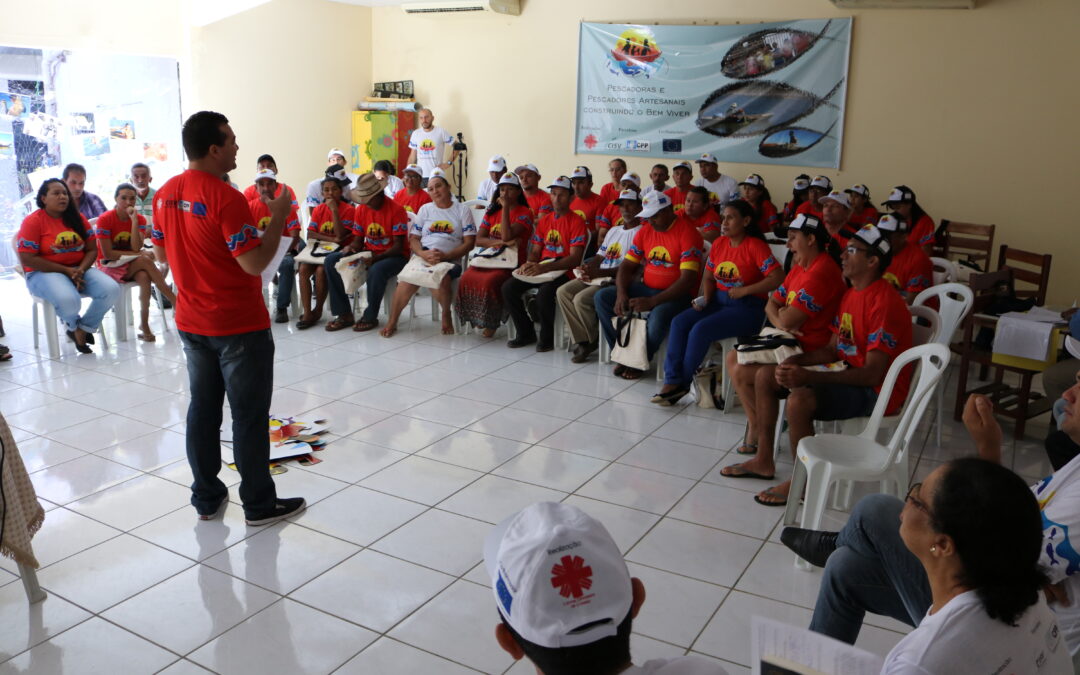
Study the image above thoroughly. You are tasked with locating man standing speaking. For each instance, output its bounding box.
[153,111,305,526]
[408,108,458,186]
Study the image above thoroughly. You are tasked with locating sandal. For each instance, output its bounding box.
[137,332,157,342]
[325,317,355,332]
[651,386,689,406]
[719,463,775,480]
[620,367,644,380]
[737,443,759,455]
[754,486,788,507]
[353,320,379,332]
[613,364,627,377]
[296,318,316,330]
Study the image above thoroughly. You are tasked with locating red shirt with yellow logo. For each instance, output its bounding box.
[625,218,704,290]
[247,199,300,236]
[832,278,913,414]
[570,192,606,233]
[308,201,356,239]
[242,183,298,208]
[771,252,845,352]
[682,209,722,238]
[482,205,534,266]
[664,186,692,214]
[849,205,879,228]
[599,182,621,205]
[351,200,410,257]
[93,208,149,251]
[884,243,933,296]
[392,188,432,215]
[597,203,625,232]
[525,189,553,219]
[705,236,780,297]
[17,209,90,272]
[530,211,587,276]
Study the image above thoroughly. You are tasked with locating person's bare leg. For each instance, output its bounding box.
[312,267,327,320]
[130,255,176,304]
[729,352,760,451]
[756,385,816,504]
[724,364,782,478]
[298,264,314,322]
[437,275,454,334]
[381,281,418,337]
[132,269,154,339]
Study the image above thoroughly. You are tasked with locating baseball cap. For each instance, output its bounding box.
[484,502,633,649]
[548,176,572,192]
[844,184,870,198]
[739,173,765,188]
[810,175,832,190]
[324,167,351,187]
[402,164,423,178]
[326,147,347,161]
[637,192,673,219]
[793,177,811,191]
[349,172,387,205]
[788,213,827,238]
[621,172,641,188]
[697,152,719,164]
[487,155,507,173]
[820,190,851,209]
[254,169,277,183]
[498,172,521,188]
[875,213,908,233]
[882,185,915,206]
[428,167,449,183]
[613,188,642,205]
[515,163,541,177]
[672,161,692,172]
[570,166,593,180]
[850,224,892,257]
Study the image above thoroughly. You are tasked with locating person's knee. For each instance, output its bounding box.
[99,278,121,304]
[594,288,614,313]
[278,255,294,274]
[786,388,816,420]
[849,493,903,536]
[819,546,866,604]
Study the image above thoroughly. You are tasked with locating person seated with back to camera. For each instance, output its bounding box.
[751,223,912,507]
[485,501,729,675]
[876,213,933,305]
[92,182,177,341]
[392,163,433,216]
[680,186,722,244]
[321,172,411,333]
[779,385,1080,673]
[381,168,475,337]
[501,176,587,352]
[558,188,644,365]
[455,172,535,337]
[594,192,704,381]
[247,168,302,324]
[719,214,845,480]
[653,198,782,403]
[296,172,355,330]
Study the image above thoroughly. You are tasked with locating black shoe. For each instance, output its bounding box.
[571,342,596,364]
[274,309,289,324]
[245,497,307,526]
[780,527,839,568]
[197,496,228,521]
[536,342,554,353]
[66,329,95,345]
[507,334,537,349]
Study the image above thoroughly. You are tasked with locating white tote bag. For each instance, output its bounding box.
[333,251,372,294]
[609,314,650,371]
[734,327,803,365]
[398,255,454,289]
[470,244,518,270]
[294,240,340,265]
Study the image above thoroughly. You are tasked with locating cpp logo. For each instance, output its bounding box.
[625,140,651,152]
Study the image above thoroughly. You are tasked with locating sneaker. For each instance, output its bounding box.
[244,497,306,526]
[274,309,289,323]
[197,496,228,521]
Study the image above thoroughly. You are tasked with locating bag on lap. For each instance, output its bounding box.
[470,244,518,270]
[398,255,454,289]
[610,313,650,371]
[294,240,340,265]
[735,327,802,365]
[334,251,372,295]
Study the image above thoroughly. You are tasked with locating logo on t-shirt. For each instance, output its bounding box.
[714,260,742,286]
[546,230,563,247]
[52,231,84,254]
[646,245,673,267]
[884,272,901,289]
[604,242,624,261]
[318,220,335,234]
[257,216,272,231]
[796,288,823,312]
[837,312,857,357]
[366,223,389,247]
[419,139,436,154]
[674,203,685,212]
[573,209,587,221]
[429,220,455,234]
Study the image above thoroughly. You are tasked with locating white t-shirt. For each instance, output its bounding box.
[305,172,360,207]
[1032,450,1080,655]
[597,224,641,270]
[409,126,454,177]
[693,174,737,208]
[624,656,728,674]
[383,174,404,199]
[642,184,668,200]
[477,178,497,202]
[412,201,476,255]
[882,591,1069,674]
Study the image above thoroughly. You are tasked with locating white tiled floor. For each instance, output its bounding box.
[0,276,1058,673]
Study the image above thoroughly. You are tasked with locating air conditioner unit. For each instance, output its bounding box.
[830,0,975,7]
[402,0,520,16]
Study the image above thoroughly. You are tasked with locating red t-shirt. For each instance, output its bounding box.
[832,278,913,414]
[525,189,553,219]
[93,208,148,251]
[597,203,625,232]
[683,209,722,238]
[308,201,356,239]
[247,198,300,236]
[849,205,879,228]
[771,252,845,352]
[782,199,805,224]
[664,186,691,214]
[705,236,780,297]
[625,218,705,290]
[752,200,779,234]
[16,209,91,272]
[392,188,432,215]
[151,169,268,336]
[884,244,933,297]
[570,192,606,233]
[908,214,935,248]
[795,201,823,219]
[599,182,621,204]
[242,183,298,208]
[482,205,534,266]
[530,212,587,276]
[351,200,410,257]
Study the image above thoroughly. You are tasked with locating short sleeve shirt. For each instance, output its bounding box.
[683,209,722,237]
[352,200,410,257]
[772,252,846,352]
[664,186,691,214]
[135,188,156,226]
[409,126,453,176]
[795,201,823,219]
[754,200,779,234]
[525,190,554,219]
[832,278,913,414]
[482,205,534,266]
[908,213,936,248]
[247,199,300,237]
[242,183,298,208]
[705,236,780,297]
[393,187,433,215]
[849,205,879,228]
[693,175,737,208]
[884,244,933,296]
[16,209,90,272]
[626,218,705,290]
[570,192,607,233]
[599,182,621,205]
[308,201,356,238]
[530,212,587,265]
[597,224,641,270]
[93,209,148,251]
[151,169,268,336]
[1031,452,1080,654]
[412,201,476,255]
[782,199,804,224]
[597,203,624,231]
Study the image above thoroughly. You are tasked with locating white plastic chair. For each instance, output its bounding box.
[783,343,950,570]
[912,282,974,445]
[929,256,958,285]
[462,199,489,232]
[115,280,173,341]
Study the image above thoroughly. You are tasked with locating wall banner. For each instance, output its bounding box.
[575,19,851,169]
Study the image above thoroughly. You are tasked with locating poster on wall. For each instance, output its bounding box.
[109,118,136,140]
[575,19,851,168]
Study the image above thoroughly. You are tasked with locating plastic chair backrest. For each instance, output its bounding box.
[929,256,957,285]
[912,282,973,345]
[463,199,489,231]
[908,305,941,346]
[10,235,25,279]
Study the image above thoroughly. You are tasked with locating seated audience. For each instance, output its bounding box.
[381,169,475,337]
[372,159,404,198]
[130,162,156,227]
[664,160,694,213]
[298,174,355,329]
[595,193,704,380]
[681,187,722,244]
[781,174,811,229]
[738,173,779,235]
[456,173,534,337]
[720,214,845,479]
[656,199,782,403]
[16,179,120,353]
[502,176,586,351]
[93,183,177,341]
[820,190,858,247]
[321,173,409,333]
[393,164,433,215]
[598,157,628,204]
[795,175,832,219]
[877,213,933,304]
[485,501,728,675]
[247,169,302,323]
[305,148,356,213]
[517,163,554,219]
[63,162,107,220]
[844,184,878,227]
[693,153,737,209]
[642,163,669,198]
[596,172,645,243]
[569,166,606,238]
[1044,308,1080,408]
[753,224,912,506]
[242,154,298,205]
[558,189,644,364]
[883,185,936,252]
[477,154,507,202]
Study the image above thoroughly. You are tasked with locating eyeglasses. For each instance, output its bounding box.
[905,482,932,516]
[844,245,868,256]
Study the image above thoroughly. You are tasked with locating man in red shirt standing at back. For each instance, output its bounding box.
[152,111,305,526]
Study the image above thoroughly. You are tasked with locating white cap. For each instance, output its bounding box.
[672,161,692,171]
[498,172,521,187]
[327,147,347,161]
[820,190,850,209]
[254,169,277,183]
[428,167,449,183]
[882,186,915,205]
[613,188,642,204]
[487,155,507,173]
[621,172,641,188]
[739,173,764,188]
[876,213,907,233]
[548,176,572,191]
[810,175,832,190]
[484,502,633,649]
[637,192,673,219]
[570,166,593,180]
[793,177,810,191]
[851,224,892,256]
[697,152,719,164]
[788,213,827,236]
[844,184,869,198]
[325,167,351,185]
[402,163,424,178]
[515,163,541,177]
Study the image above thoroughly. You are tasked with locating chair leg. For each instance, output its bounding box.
[114,287,129,342]
[31,302,40,351]
[17,563,47,603]
[44,305,60,360]
[774,399,787,458]
[1015,372,1033,440]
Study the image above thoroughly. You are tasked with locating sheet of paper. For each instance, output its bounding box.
[1000,306,1063,324]
[994,314,1053,361]
[102,254,141,268]
[751,616,884,675]
[260,234,296,287]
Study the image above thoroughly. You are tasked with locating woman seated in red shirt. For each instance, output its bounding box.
[719,213,846,480]
[454,173,534,337]
[297,176,355,329]
[882,185,935,253]
[844,184,879,227]
[93,183,176,341]
[392,164,433,216]
[781,174,811,230]
[738,173,779,235]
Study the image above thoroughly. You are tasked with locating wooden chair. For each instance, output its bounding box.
[997,245,1051,305]
[952,269,1052,438]
[938,220,996,271]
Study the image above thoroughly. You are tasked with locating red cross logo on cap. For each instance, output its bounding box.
[551,555,593,599]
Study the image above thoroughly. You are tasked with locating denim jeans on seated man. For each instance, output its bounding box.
[323,250,407,323]
[274,253,296,311]
[180,328,278,518]
[25,268,121,333]
[594,282,691,361]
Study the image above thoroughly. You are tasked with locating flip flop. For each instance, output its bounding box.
[296,319,316,330]
[737,443,759,455]
[652,386,690,406]
[620,367,644,380]
[137,332,156,342]
[720,463,775,480]
[325,317,355,332]
[754,486,788,507]
[613,364,627,377]
[353,320,379,332]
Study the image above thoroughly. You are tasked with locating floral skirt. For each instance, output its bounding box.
[454,266,512,329]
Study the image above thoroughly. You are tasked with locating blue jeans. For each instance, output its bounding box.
[26,269,120,333]
[594,283,690,361]
[324,252,407,321]
[809,494,931,643]
[179,328,277,518]
[662,292,765,386]
[275,254,295,311]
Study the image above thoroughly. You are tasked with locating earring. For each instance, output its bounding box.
[930,545,937,553]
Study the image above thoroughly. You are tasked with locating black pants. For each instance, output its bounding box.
[501,275,569,345]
